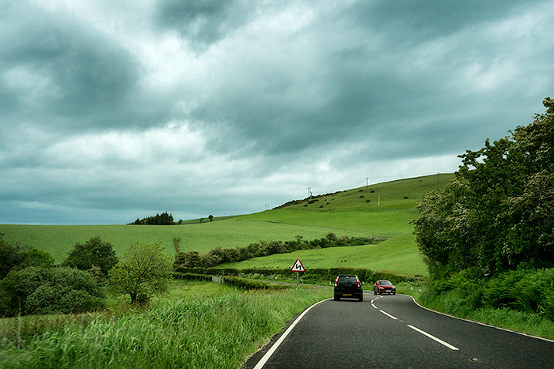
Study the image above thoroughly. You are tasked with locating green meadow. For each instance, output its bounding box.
[0,173,454,276]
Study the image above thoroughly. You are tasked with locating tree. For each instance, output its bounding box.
[128,212,175,225]
[108,242,172,304]
[63,236,118,278]
[0,234,55,279]
[26,267,106,315]
[412,97,554,279]
[0,266,105,316]
[0,266,50,316]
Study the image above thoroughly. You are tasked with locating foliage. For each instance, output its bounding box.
[0,266,105,317]
[108,242,173,304]
[412,97,554,279]
[62,236,118,279]
[413,267,554,323]
[0,234,55,279]
[128,212,175,225]
[173,233,385,269]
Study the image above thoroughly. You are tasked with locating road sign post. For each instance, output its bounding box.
[290,258,306,288]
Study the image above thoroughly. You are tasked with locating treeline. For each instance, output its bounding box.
[174,233,385,269]
[412,97,554,280]
[128,212,179,225]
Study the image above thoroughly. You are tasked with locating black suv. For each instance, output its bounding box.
[334,274,363,301]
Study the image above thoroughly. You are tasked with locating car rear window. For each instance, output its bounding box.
[338,276,357,284]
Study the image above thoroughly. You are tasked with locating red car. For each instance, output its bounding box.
[373,280,396,295]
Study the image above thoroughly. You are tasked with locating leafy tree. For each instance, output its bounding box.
[0,266,104,316]
[0,234,55,279]
[63,236,118,278]
[108,242,172,304]
[26,267,106,315]
[412,97,554,279]
[0,266,50,316]
[0,234,30,279]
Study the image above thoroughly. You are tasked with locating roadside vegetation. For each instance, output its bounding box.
[409,97,554,337]
[0,286,330,369]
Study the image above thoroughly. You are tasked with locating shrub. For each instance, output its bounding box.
[0,266,50,316]
[0,267,105,316]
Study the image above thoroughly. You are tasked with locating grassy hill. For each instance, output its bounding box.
[0,173,454,276]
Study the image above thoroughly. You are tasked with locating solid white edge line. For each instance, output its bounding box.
[379,310,398,320]
[408,325,459,351]
[408,296,554,344]
[253,298,330,369]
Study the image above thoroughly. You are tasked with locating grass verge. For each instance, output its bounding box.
[0,287,330,369]
[396,283,554,341]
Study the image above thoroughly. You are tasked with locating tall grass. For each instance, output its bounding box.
[0,288,330,369]
[397,282,554,341]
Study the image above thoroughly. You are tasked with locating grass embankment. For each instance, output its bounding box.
[396,270,554,341]
[0,284,331,369]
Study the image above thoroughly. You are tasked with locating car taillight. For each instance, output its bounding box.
[356,277,361,287]
[334,276,339,287]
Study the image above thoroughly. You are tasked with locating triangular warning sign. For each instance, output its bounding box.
[290,258,306,272]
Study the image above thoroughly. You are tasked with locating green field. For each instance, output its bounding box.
[0,174,454,276]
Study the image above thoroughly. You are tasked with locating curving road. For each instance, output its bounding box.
[246,292,554,369]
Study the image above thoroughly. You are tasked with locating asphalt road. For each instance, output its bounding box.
[246,292,554,369]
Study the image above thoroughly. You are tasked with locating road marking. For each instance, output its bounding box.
[379,310,398,320]
[408,325,459,351]
[254,299,329,369]
[370,297,380,309]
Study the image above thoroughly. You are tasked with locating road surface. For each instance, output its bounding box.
[246,293,554,368]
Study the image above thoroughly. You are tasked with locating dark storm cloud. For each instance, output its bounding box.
[178,0,553,159]
[156,0,252,50]
[0,1,171,132]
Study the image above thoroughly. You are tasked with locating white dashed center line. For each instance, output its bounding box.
[408,325,459,351]
[379,310,398,320]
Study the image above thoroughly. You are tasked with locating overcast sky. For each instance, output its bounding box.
[1,0,553,225]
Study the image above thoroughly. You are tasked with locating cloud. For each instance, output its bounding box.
[1,0,553,224]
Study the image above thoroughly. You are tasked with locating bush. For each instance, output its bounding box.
[62,236,118,279]
[0,266,51,316]
[0,267,106,316]
[428,268,554,321]
[0,234,55,279]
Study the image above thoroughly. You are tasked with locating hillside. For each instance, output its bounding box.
[0,173,454,275]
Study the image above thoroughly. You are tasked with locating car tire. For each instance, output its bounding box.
[359,296,363,302]
[373,290,376,295]
[334,295,340,301]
